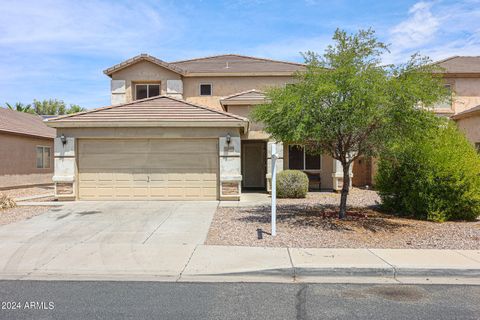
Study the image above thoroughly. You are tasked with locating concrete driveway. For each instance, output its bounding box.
[0,201,218,280]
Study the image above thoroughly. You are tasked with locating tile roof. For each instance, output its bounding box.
[220,89,267,105]
[451,105,480,120]
[103,54,305,77]
[171,54,305,74]
[0,108,55,139]
[103,54,186,76]
[47,95,248,124]
[221,89,266,101]
[433,56,480,74]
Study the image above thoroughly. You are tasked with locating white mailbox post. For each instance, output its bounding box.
[271,143,278,236]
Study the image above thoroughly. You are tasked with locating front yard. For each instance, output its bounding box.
[0,186,55,225]
[206,189,480,249]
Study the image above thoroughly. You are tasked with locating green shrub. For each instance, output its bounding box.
[376,122,480,222]
[276,170,309,198]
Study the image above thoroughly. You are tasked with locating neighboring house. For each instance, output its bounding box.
[352,56,480,187]
[434,56,480,152]
[47,54,353,201]
[0,108,55,189]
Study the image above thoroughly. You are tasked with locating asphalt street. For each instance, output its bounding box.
[0,281,479,319]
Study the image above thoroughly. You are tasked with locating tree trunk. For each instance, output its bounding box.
[339,162,351,219]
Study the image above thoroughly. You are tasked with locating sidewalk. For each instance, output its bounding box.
[180,246,480,284]
[4,244,479,284]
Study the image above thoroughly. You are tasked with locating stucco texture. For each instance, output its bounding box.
[456,115,480,145]
[0,133,54,188]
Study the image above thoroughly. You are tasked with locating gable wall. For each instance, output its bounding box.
[183,76,293,110]
[111,60,182,102]
[443,76,480,114]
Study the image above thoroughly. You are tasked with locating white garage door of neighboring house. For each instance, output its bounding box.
[78,139,218,200]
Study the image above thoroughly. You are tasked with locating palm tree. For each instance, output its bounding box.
[5,102,34,114]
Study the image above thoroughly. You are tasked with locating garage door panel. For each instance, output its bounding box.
[147,154,215,169]
[79,140,150,154]
[149,140,217,153]
[78,139,218,200]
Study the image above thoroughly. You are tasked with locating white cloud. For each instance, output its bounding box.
[390,1,439,50]
[0,0,183,56]
[385,1,480,63]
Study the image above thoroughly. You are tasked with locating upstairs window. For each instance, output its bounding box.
[200,83,212,96]
[36,146,51,169]
[288,145,321,170]
[135,84,160,100]
[433,84,453,109]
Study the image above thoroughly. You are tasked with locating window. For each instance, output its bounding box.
[135,84,160,100]
[288,145,321,170]
[200,83,212,96]
[36,146,51,169]
[475,143,480,154]
[433,84,453,109]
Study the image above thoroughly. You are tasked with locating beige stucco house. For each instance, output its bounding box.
[434,56,480,152]
[0,108,55,189]
[351,56,480,187]
[47,54,352,201]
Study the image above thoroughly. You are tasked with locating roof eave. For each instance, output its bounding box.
[0,129,55,140]
[46,120,248,131]
[221,99,267,106]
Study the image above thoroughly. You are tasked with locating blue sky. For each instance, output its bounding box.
[0,0,479,109]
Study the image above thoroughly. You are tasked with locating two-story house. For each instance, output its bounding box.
[434,56,480,151]
[351,56,480,187]
[47,54,353,201]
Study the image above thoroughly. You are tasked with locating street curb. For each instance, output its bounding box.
[295,267,395,278]
[394,268,480,278]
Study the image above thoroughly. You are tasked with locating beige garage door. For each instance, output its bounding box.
[78,139,218,200]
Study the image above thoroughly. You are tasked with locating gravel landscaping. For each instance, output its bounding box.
[0,206,52,226]
[1,185,54,199]
[206,189,480,249]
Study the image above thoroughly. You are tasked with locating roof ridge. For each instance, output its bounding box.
[48,95,249,122]
[0,107,43,119]
[433,55,460,65]
[452,104,480,119]
[171,53,305,67]
[103,54,186,76]
[221,89,265,101]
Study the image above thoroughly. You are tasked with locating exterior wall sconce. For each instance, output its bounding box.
[226,133,231,144]
[60,134,67,146]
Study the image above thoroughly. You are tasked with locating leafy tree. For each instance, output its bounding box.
[66,104,87,114]
[252,28,448,218]
[5,99,86,115]
[32,99,86,115]
[5,102,34,114]
[32,99,67,115]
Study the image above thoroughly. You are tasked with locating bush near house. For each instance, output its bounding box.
[376,122,480,222]
[0,194,16,210]
[276,170,309,199]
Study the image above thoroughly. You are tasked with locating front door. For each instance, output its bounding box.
[241,141,266,189]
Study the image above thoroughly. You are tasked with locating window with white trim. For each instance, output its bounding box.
[288,145,321,170]
[135,84,160,100]
[200,83,212,96]
[36,146,51,169]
